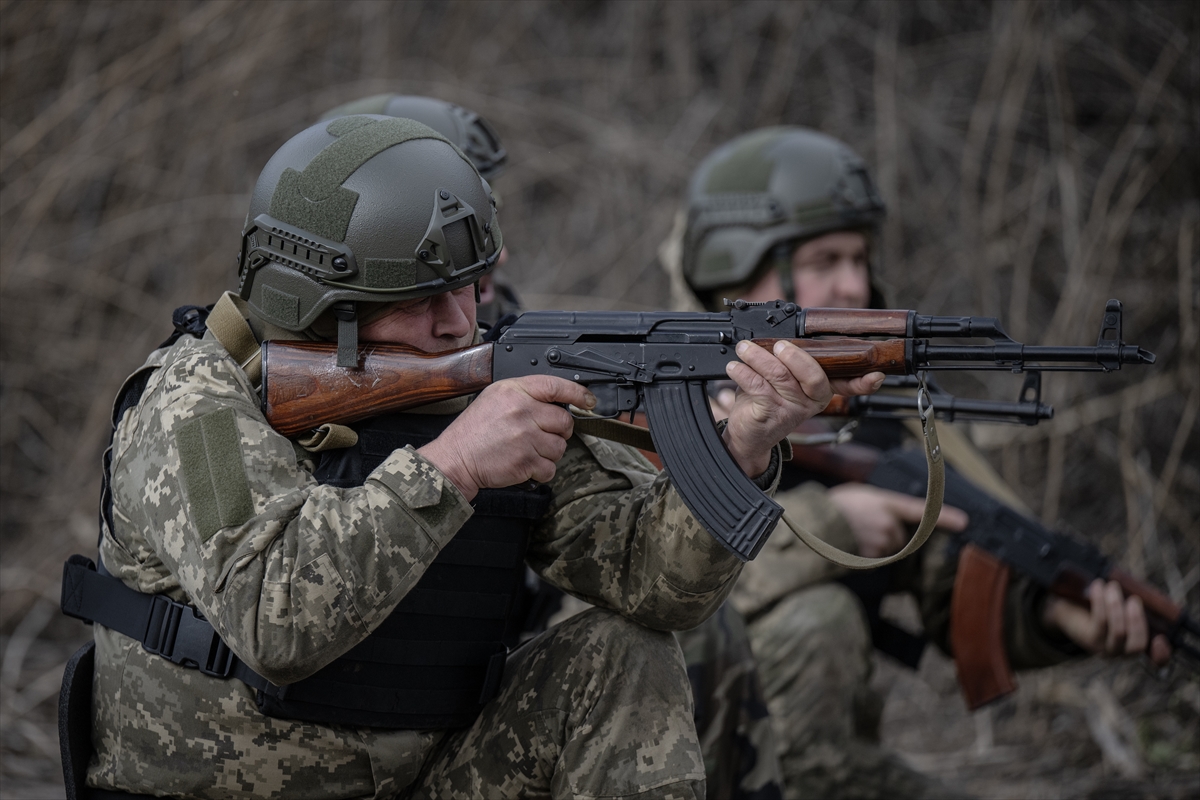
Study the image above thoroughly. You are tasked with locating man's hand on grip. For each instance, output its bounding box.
[418,375,596,501]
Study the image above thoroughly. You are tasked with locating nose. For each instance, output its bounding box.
[832,259,870,307]
[429,290,472,340]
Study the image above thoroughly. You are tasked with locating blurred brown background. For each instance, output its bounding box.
[1,1,1197,797]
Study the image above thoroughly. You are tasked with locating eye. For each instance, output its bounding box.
[396,296,432,315]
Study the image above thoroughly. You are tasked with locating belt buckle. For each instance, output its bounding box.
[143,595,234,678]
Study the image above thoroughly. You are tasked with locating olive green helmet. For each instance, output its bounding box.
[237,115,502,365]
[320,94,507,180]
[682,126,885,307]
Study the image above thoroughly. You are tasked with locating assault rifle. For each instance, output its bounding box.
[789,440,1200,709]
[261,299,1153,562]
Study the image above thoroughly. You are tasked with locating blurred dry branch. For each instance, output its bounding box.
[2,1,1197,798]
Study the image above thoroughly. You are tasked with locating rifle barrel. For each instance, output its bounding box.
[916,343,1155,370]
[842,393,1053,424]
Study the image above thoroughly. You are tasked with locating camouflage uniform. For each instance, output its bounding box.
[658,144,1084,796]
[728,426,1084,800]
[88,326,772,798]
[675,605,783,800]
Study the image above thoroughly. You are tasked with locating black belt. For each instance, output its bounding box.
[60,555,270,692]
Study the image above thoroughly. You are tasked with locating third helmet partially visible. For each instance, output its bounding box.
[321,94,507,180]
[682,127,886,306]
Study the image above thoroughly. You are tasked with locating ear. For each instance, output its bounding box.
[477,274,496,305]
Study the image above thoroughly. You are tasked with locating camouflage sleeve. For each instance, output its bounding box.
[108,337,472,685]
[730,481,857,620]
[526,433,749,632]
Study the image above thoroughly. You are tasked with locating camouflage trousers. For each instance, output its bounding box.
[745,583,961,800]
[676,604,783,800]
[406,607,706,799]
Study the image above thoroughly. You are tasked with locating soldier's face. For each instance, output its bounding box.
[742,231,872,309]
[358,285,477,352]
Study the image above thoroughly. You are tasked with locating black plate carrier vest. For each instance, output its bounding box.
[261,412,552,728]
[62,314,550,730]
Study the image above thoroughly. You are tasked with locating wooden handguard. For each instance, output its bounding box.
[801,308,910,336]
[749,338,909,377]
[951,543,1017,710]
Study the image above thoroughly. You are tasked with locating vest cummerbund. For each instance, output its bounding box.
[256,412,550,729]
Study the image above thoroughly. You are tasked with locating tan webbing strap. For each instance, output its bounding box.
[205,292,262,386]
[901,416,1030,514]
[574,394,945,569]
[206,293,358,450]
[297,423,360,452]
[573,416,656,451]
[782,404,944,569]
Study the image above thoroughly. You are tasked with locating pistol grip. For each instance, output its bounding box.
[951,543,1017,710]
[642,381,782,561]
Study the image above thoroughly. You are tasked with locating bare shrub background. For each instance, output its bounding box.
[1,1,1197,798]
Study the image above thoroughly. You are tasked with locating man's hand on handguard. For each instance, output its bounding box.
[1043,579,1173,666]
[721,340,885,478]
[418,375,595,502]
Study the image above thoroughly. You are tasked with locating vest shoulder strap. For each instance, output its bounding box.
[205,292,262,386]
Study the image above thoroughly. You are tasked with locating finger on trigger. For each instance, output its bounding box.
[524,374,596,410]
[1088,579,1107,640]
[534,403,574,437]
[1104,582,1126,650]
[885,493,933,524]
[1124,595,1148,654]
[937,504,969,531]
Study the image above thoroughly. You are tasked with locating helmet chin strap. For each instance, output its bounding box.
[331,301,359,368]
[771,243,796,304]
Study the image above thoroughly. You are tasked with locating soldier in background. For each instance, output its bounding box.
[667,126,1172,799]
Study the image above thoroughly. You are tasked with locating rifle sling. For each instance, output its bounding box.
[573,416,656,451]
[575,413,945,570]
[206,291,263,386]
[784,408,944,569]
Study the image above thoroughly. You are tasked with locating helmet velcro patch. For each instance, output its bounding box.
[268,117,454,243]
[363,258,417,290]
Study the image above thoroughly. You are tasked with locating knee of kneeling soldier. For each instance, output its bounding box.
[749,582,873,667]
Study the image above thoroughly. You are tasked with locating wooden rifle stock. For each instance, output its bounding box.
[262,337,908,438]
[262,340,494,437]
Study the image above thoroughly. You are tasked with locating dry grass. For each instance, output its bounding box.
[1,1,1197,797]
